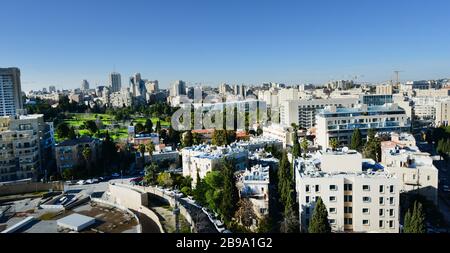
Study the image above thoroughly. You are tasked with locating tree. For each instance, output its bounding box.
[56,122,70,139]
[404,201,426,233]
[144,163,158,185]
[280,207,299,233]
[155,121,162,134]
[144,119,153,133]
[257,216,274,233]
[301,138,309,158]
[193,172,208,206]
[329,138,339,151]
[278,150,294,214]
[363,136,382,162]
[308,197,331,233]
[212,130,227,146]
[84,120,98,135]
[157,172,174,188]
[68,127,77,140]
[139,144,146,166]
[234,199,258,229]
[146,142,155,160]
[292,131,301,159]
[182,131,194,147]
[82,147,92,177]
[350,128,363,151]
[135,123,145,133]
[221,159,239,224]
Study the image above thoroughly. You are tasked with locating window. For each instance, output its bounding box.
[427,176,431,181]
[306,196,310,203]
[389,197,395,205]
[329,219,336,225]
[344,218,353,225]
[389,185,394,193]
[344,206,353,214]
[363,208,370,214]
[379,185,384,193]
[379,197,384,205]
[344,184,353,191]
[344,195,353,202]
[329,196,337,202]
[305,207,310,215]
[363,197,371,203]
[379,220,384,228]
[379,209,384,217]
[389,209,394,217]
[363,220,369,226]
[305,185,310,192]
[329,185,337,191]
[363,185,370,191]
[329,208,337,214]
[315,185,320,192]
[389,220,394,228]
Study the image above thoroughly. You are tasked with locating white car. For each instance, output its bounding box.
[76,180,86,185]
[85,179,93,184]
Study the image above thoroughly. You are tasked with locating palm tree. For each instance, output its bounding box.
[82,147,92,177]
[301,138,309,158]
[329,138,339,151]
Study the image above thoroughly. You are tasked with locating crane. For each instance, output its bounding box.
[393,70,404,89]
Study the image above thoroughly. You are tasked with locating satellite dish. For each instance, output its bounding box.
[342,147,349,153]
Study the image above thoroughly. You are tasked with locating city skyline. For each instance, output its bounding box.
[2,0,450,91]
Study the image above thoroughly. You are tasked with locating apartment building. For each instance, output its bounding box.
[0,114,54,182]
[381,133,438,205]
[435,99,450,127]
[55,136,101,173]
[316,103,411,149]
[295,150,400,233]
[236,164,270,219]
[280,98,358,129]
[181,144,248,187]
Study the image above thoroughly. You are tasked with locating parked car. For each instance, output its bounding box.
[85,179,93,184]
[91,178,99,184]
[76,180,86,185]
[112,173,120,178]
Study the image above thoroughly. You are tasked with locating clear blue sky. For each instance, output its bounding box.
[1,0,450,91]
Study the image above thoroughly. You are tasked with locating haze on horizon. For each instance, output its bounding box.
[1,0,450,92]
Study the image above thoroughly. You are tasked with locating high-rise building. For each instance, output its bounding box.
[145,80,159,94]
[81,80,90,91]
[0,114,54,182]
[49,86,56,93]
[170,80,186,97]
[0,67,23,117]
[109,72,122,93]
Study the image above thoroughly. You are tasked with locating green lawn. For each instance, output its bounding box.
[56,113,170,144]
[132,117,170,127]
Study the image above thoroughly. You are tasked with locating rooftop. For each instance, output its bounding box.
[56,136,97,147]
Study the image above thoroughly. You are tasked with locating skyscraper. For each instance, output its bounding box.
[0,67,23,117]
[109,72,122,93]
[81,79,90,91]
[170,80,186,97]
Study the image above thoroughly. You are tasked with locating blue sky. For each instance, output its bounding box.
[1,0,450,91]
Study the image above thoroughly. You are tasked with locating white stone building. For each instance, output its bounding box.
[295,150,400,233]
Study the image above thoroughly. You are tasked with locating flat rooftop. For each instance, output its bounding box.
[57,213,95,232]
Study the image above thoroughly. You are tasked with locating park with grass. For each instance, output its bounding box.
[55,113,171,143]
